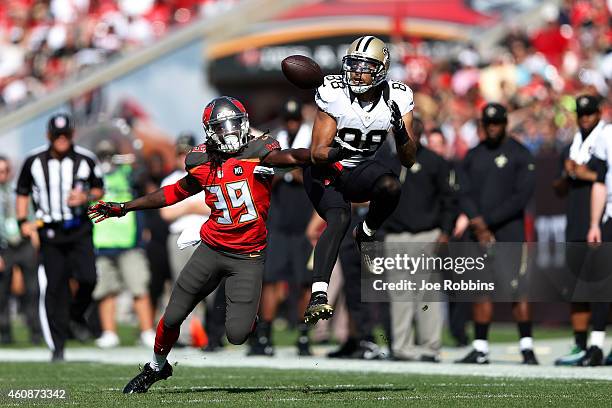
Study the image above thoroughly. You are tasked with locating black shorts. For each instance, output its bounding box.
[264,230,312,285]
[304,160,395,217]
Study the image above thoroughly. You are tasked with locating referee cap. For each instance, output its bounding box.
[47,113,74,136]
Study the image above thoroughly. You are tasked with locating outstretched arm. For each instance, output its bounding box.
[88,174,203,222]
[262,148,312,167]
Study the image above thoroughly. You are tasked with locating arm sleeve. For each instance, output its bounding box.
[457,151,480,219]
[15,157,34,196]
[436,158,456,234]
[483,149,536,227]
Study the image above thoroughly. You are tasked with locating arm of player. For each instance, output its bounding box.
[262,148,312,167]
[88,174,203,223]
[310,108,356,164]
[388,100,416,168]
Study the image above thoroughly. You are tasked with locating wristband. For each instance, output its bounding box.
[17,218,27,228]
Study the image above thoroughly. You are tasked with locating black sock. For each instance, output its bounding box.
[517,321,532,338]
[475,323,489,340]
[574,331,587,350]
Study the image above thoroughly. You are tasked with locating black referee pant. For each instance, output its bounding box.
[37,221,97,353]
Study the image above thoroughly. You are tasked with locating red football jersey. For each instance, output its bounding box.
[185,136,280,254]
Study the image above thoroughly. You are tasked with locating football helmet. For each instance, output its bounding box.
[202,96,250,153]
[342,36,390,94]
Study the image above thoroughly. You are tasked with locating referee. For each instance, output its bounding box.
[15,113,104,361]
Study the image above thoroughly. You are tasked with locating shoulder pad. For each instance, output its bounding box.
[388,80,415,115]
[315,75,346,113]
[238,135,281,160]
[185,144,209,170]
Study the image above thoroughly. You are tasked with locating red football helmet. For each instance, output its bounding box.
[202,96,250,153]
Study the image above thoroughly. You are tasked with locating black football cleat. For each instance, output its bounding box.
[521,349,539,365]
[123,362,173,394]
[577,346,604,367]
[455,349,489,364]
[354,221,377,252]
[303,291,334,325]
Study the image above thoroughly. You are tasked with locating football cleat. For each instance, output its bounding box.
[554,345,586,366]
[455,349,489,364]
[605,349,612,366]
[354,221,376,252]
[521,349,539,365]
[576,345,604,367]
[303,291,334,325]
[123,362,173,394]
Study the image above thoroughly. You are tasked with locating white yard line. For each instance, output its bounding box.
[1,340,612,381]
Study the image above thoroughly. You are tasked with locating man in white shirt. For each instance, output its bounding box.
[584,96,612,367]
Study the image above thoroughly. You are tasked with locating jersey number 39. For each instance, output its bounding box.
[206,181,258,225]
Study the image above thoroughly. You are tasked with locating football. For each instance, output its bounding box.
[281,55,324,89]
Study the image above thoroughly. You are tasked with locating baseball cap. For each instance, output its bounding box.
[47,113,74,137]
[575,94,600,116]
[481,103,507,124]
[282,98,302,121]
[176,132,196,154]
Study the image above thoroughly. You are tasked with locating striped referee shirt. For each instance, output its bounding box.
[16,145,104,224]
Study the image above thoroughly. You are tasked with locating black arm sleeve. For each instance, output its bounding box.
[457,151,480,219]
[483,149,536,227]
[437,158,456,234]
[15,156,34,196]
[588,156,608,183]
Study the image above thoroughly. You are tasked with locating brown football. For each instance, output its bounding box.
[281,55,324,89]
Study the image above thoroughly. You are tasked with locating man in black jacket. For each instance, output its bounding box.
[454,103,537,365]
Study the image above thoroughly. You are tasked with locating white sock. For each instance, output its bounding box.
[311,281,328,294]
[150,353,167,371]
[362,221,375,237]
[472,339,489,353]
[590,331,605,348]
[519,337,533,351]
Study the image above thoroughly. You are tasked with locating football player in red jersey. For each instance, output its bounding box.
[88,96,311,393]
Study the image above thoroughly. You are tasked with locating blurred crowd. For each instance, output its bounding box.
[389,0,611,161]
[0,0,239,109]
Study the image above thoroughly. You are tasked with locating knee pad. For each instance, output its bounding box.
[225,327,250,345]
[373,175,401,199]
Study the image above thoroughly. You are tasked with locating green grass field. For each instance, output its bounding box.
[0,363,610,407]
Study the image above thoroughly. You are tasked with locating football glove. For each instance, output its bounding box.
[88,201,127,223]
[388,100,409,146]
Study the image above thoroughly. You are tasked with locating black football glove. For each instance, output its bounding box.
[388,100,409,145]
[388,100,405,131]
[88,201,127,223]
